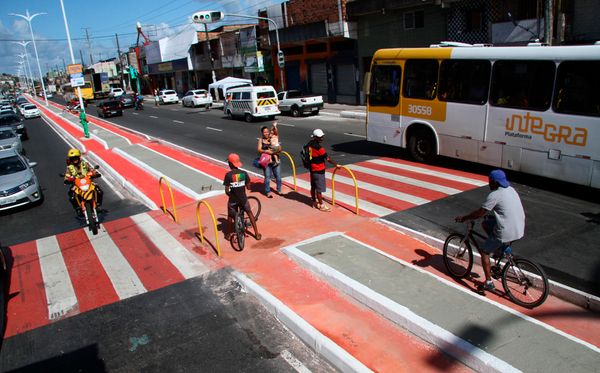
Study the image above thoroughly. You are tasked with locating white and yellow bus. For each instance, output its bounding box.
[62,81,94,102]
[366,44,600,187]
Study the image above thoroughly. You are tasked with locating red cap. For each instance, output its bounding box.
[227,153,242,167]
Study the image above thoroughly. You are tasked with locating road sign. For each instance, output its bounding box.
[67,63,83,75]
[71,76,85,87]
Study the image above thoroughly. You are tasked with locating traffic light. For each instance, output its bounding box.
[277,51,285,68]
[192,11,224,24]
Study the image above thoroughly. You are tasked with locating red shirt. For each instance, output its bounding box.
[309,141,327,173]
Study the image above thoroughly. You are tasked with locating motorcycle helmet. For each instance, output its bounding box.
[67,148,81,158]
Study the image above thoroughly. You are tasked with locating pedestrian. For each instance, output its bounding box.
[307,129,339,211]
[154,88,159,106]
[257,125,282,198]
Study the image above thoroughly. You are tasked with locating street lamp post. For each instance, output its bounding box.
[59,0,89,138]
[9,10,49,105]
[16,58,31,93]
[14,41,34,94]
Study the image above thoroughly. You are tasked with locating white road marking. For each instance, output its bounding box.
[368,159,487,186]
[131,213,209,279]
[344,132,366,138]
[170,108,179,111]
[280,350,312,373]
[206,127,222,132]
[277,122,295,127]
[173,120,184,124]
[132,112,139,115]
[149,115,158,119]
[326,171,430,205]
[85,229,146,299]
[347,164,462,195]
[36,236,78,320]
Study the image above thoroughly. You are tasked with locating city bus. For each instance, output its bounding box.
[366,44,600,187]
[61,81,94,102]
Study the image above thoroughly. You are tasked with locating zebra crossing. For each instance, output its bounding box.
[5,212,209,338]
[284,157,488,217]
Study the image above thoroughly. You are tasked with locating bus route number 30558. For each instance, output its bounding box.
[407,104,433,116]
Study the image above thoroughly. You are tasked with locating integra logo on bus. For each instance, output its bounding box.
[504,112,587,147]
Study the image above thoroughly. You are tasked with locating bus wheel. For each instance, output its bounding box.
[408,129,436,163]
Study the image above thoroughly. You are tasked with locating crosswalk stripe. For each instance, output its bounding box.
[286,177,394,216]
[36,236,78,320]
[367,159,487,186]
[326,171,431,205]
[131,213,209,279]
[347,164,462,195]
[85,229,147,299]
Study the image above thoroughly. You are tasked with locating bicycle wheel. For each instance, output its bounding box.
[502,257,549,308]
[235,211,245,250]
[442,233,474,279]
[247,196,261,220]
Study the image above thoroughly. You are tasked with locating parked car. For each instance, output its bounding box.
[21,104,40,119]
[119,94,135,108]
[158,90,179,105]
[0,149,42,210]
[96,99,123,118]
[181,89,212,109]
[0,114,27,140]
[0,128,23,154]
[224,86,280,122]
[109,87,124,97]
[46,92,54,99]
[277,90,324,117]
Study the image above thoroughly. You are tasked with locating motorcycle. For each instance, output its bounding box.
[63,101,80,114]
[134,96,144,110]
[60,165,102,235]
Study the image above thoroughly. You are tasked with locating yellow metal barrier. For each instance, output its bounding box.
[196,200,221,257]
[331,166,360,215]
[158,176,178,223]
[279,151,297,191]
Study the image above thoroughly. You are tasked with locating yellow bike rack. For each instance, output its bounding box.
[158,176,178,223]
[331,166,360,215]
[196,200,221,257]
[279,151,297,191]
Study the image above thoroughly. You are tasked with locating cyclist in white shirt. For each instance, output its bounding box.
[456,170,525,292]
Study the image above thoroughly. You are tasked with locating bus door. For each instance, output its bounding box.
[366,63,402,146]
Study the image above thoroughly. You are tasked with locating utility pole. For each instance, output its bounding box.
[545,0,554,45]
[204,24,217,84]
[83,27,94,65]
[116,33,126,89]
[79,49,85,66]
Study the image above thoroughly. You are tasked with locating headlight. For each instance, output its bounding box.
[19,178,35,190]
[11,142,19,148]
[17,124,24,129]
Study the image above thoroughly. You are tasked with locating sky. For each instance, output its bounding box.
[0,0,282,76]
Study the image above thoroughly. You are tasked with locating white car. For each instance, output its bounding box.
[0,128,23,154]
[181,89,212,109]
[158,90,179,104]
[0,149,42,210]
[0,109,13,116]
[109,88,124,97]
[21,104,40,119]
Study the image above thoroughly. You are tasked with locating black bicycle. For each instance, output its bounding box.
[443,220,549,308]
[230,196,261,251]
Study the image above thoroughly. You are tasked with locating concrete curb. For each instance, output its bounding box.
[283,245,521,373]
[379,219,600,312]
[232,271,373,373]
[339,111,366,120]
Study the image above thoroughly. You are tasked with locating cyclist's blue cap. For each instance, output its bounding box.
[489,169,509,188]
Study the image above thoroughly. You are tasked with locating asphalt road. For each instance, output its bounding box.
[0,269,336,372]
[0,115,147,246]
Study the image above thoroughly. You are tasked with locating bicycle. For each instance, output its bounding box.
[230,196,261,251]
[442,220,549,308]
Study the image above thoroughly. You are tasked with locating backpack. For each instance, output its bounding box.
[300,142,312,169]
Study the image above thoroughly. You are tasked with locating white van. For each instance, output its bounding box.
[224,86,280,122]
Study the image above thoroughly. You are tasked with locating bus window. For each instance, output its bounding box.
[368,65,401,107]
[553,61,600,117]
[490,60,555,111]
[439,60,490,105]
[242,92,251,100]
[403,59,438,100]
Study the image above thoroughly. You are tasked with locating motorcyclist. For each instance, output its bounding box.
[134,93,144,110]
[64,148,103,217]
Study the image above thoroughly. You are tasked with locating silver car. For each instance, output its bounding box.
[0,149,42,210]
[0,128,23,154]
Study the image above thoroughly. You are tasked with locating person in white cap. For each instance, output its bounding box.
[306,129,339,211]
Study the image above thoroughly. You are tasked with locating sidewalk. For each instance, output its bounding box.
[28,96,600,372]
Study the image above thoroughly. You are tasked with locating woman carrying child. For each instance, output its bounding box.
[257,123,282,198]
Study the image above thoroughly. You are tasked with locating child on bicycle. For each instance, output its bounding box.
[223,153,261,241]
